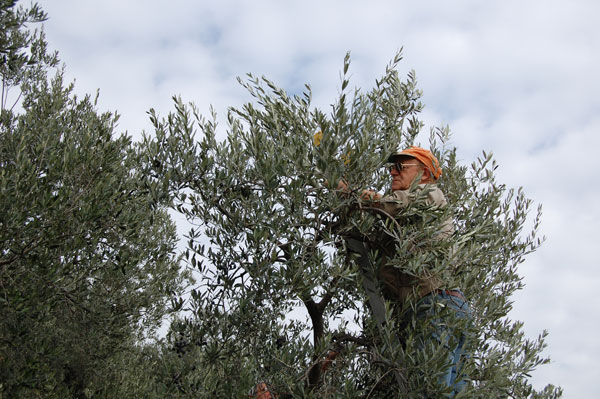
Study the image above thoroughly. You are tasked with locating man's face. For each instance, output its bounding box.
[389,158,424,191]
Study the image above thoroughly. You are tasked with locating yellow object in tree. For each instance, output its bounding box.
[313,131,323,147]
[341,152,351,165]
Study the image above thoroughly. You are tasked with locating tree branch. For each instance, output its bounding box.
[302,296,324,388]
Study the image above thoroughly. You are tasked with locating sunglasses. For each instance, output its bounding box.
[387,162,421,173]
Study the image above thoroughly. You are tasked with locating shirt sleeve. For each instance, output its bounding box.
[378,185,447,217]
[378,190,412,216]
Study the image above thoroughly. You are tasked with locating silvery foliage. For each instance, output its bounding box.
[143,52,561,398]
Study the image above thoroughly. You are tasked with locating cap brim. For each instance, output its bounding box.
[387,153,416,163]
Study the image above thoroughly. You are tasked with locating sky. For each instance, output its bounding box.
[36,0,599,397]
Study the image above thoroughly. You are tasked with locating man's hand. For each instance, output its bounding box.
[337,180,381,201]
[360,189,382,201]
[336,179,349,192]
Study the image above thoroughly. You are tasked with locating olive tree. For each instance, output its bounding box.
[142,52,561,398]
[0,2,188,397]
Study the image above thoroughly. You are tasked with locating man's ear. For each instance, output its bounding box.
[420,168,432,183]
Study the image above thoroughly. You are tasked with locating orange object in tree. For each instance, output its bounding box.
[320,350,338,373]
[253,382,277,399]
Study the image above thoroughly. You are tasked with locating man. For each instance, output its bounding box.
[342,146,470,396]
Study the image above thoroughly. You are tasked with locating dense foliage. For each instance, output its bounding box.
[141,52,562,398]
[0,2,187,397]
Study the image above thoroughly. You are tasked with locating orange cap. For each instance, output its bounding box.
[388,146,442,180]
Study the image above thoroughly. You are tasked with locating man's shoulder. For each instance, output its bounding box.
[418,184,447,207]
[384,184,447,206]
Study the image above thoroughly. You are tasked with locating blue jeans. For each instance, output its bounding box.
[415,291,471,397]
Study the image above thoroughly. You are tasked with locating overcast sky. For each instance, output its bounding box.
[36,0,599,397]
